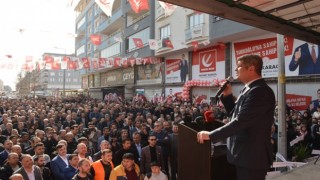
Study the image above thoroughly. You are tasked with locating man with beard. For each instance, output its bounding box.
[72,159,93,180]
[0,153,21,180]
[13,154,43,180]
[63,154,79,180]
[90,149,114,180]
[34,155,51,180]
[93,140,111,162]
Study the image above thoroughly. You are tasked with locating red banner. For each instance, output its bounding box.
[166,59,180,75]
[133,38,144,48]
[234,36,294,60]
[286,94,312,111]
[164,39,174,49]
[114,57,121,67]
[68,60,77,70]
[99,58,106,68]
[128,0,149,13]
[128,58,136,67]
[92,58,99,69]
[90,35,102,45]
[81,58,90,69]
[192,41,199,52]
[44,56,53,64]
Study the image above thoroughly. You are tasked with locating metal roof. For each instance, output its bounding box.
[160,0,320,44]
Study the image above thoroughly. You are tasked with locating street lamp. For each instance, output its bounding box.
[54,46,66,98]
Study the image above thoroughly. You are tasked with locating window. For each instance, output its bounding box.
[87,26,92,35]
[94,4,100,15]
[160,25,171,39]
[127,27,150,52]
[50,72,55,76]
[87,9,92,21]
[59,72,63,76]
[77,16,85,29]
[67,73,71,77]
[50,78,55,82]
[77,45,85,56]
[189,13,204,28]
[73,78,79,82]
[101,42,121,58]
[58,78,63,82]
[94,18,100,33]
[87,43,92,53]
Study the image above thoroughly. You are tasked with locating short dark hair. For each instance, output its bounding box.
[101,149,112,156]
[68,154,78,161]
[34,154,44,162]
[122,138,131,144]
[78,158,90,167]
[56,144,65,150]
[34,142,44,150]
[122,153,134,160]
[237,54,263,76]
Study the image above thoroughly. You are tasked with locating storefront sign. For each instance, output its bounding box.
[101,68,134,86]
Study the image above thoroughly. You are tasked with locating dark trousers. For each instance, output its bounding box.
[236,166,267,180]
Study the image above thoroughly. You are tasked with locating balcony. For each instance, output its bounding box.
[156,37,172,53]
[99,31,122,50]
[185,23,207,42]
[155,4,165,22]
[99,8,123,33]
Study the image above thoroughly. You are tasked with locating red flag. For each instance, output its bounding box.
[90,35,102,45]
[133,38,144,48]
[92,58,99,69]
[122,58,128,68]
[128,58,136,67]
[68,60,76,70]
[114,57,121,67]
[192,41,199,52]
[51,61,61,70]
[99,58,106,68]
[142,57,151,65]
[44,56,53,63]
[217,42,226,49]
[81,58,90,69]
[63,56,71,62]
[128,0,149,13]
[164,39,174,49]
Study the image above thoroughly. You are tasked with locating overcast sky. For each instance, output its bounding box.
[0,0,76,90]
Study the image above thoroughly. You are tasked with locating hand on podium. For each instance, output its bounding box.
[197,131,210,144]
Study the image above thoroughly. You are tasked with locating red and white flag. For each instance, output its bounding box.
[90,35,102,45]
[148,39,158,50]
[114,57,121,67]
[81,58,90,69]
[133,38,144,48]
[94,0,115,16]
[68,60,77,70]
[128,58,136,67]
[61,61,68,70]
[99,58,106,68]
[164,39,174,49]
[191,41,199,52]
[158,2,177,16]
[106,58,114,68]
[92,58,99,69]
[136,58,143,65]
[128,0,149,13]
[121,58,128,68]
[44,56,53,64]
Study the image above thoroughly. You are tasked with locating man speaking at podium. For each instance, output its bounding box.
[197,55,275,180]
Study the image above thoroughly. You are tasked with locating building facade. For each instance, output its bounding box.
[77,1,320,109]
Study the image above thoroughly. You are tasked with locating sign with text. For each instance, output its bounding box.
[100,68,134,86]
[286,94,312,111]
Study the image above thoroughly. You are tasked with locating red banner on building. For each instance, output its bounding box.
[286,94,312,111]
[99,58,106,68]
[234,36,294,60]
[133,38,144,48]
[81,58,90,69]
[166,59,180,75]
[90,35,102,45]
[128,0,149,13]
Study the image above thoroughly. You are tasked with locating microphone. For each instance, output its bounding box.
[214,76,233,98]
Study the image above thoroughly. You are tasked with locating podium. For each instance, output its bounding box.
[178,124,236,180]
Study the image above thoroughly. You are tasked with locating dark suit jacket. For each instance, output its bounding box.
[140,145,165,174]
[289,43,320,75]
[93,151,102,162]
[63,165,78,180]
[0,150,9,166]
[180,59,188,76]
[51,155,69,180]
[210,78,275,170]
[13,165,43,180]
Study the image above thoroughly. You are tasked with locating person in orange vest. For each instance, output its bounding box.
[90,149,114,180]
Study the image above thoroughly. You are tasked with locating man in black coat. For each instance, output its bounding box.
[0,153,21,180]
[198,55,275,180]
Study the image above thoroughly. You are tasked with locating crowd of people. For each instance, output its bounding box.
[0,95,203,180]
[0,91,320,180]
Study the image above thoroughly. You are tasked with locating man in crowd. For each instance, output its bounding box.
[93,140,110,162]
[0,139,13,166]
[0,152,21,180]
[90,149,114,180]
[72,158,93,180]
[114,138,139,166]
[13,154,43,180]
[169,122,179,180]
[32,143,51,165]
[34,155,51,180]
[63,154,79,180]
[141,134,165,178]
[51,144,69,180]
[109,153,141,180]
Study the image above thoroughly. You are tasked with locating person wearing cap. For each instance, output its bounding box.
[144,162,167,180]
[109,153,141,180]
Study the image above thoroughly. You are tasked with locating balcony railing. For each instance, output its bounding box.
[156,37,172,52]
[185,23,206,41]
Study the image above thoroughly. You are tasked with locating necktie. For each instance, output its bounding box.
[311,45,317,64]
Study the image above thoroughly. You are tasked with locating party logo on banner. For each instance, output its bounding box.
[199,49,217,73]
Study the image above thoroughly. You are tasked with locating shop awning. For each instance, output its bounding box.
[160,0,320,44]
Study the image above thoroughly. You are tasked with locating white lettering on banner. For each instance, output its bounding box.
[106,76,116,82]
[123,72,134,81]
